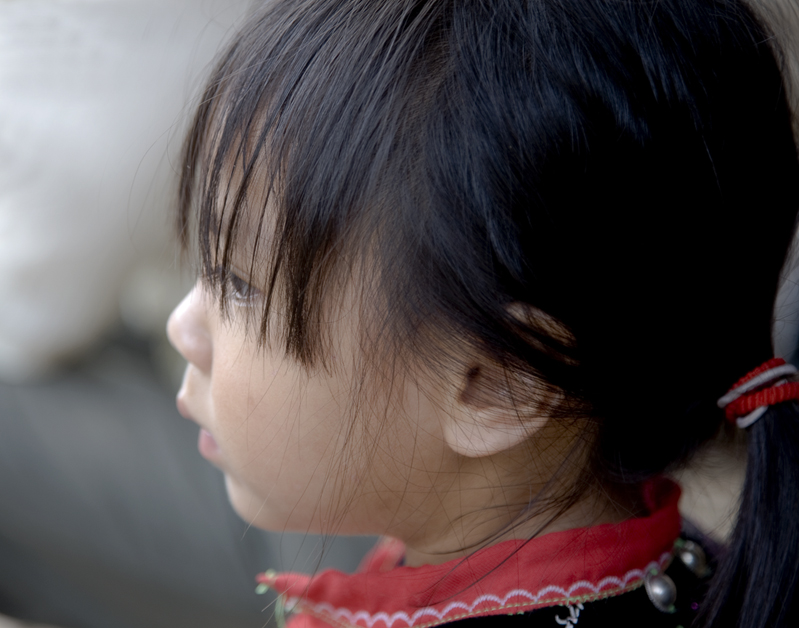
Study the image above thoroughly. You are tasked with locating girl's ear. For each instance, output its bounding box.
[440,361,553,458]
[439,303,571,458]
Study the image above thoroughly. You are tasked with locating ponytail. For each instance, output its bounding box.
[702,367,799,627]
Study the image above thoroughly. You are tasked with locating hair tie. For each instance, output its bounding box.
[717,358,799,428]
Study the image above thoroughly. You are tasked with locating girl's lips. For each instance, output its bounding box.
[198,428,221,460]
[175,395,222,463]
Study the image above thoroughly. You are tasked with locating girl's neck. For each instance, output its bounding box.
[401,469,644,568]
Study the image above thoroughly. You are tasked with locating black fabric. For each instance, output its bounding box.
[446,534,713,627]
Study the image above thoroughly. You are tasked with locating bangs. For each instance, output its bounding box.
[178,0,450,368]
[178,0,578,388]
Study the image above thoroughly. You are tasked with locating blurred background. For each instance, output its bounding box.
[0,0,796,627]
[0,1,374,626]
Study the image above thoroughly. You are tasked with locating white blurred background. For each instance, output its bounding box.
[0,0,229,382]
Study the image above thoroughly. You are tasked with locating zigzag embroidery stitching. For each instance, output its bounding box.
[289,552,671,628]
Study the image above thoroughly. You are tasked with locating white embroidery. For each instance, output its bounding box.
[291,552,671,628]
[554,603,584,627]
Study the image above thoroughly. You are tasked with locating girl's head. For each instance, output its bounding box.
[169,0,799,575]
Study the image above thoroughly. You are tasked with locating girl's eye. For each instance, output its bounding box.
[225,271,261,305]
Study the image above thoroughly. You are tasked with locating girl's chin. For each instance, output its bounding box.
[223,474,275,530]
[223,474,334,534]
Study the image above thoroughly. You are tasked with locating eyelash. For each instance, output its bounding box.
[221,269,261,305]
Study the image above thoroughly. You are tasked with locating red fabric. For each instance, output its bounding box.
[257,478,681,628]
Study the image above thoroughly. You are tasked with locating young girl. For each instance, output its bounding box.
[166,0,799,626]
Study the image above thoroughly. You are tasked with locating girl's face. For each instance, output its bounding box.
[166,279,454,537]
[167,272,622,565]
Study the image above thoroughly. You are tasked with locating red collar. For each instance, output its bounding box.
[257,478,681,628]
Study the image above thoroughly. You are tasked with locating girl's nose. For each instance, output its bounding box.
[167,283,213,374]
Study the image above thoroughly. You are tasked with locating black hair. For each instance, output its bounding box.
[179,0,799,626]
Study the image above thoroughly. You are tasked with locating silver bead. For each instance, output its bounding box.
[644,572,677,613]
[677,541,709,577]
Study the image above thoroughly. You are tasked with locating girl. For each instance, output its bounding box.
[167,0,799,626]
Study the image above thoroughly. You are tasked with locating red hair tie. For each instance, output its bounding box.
[717,358,799,428]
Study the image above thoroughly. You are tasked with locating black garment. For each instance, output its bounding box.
[447,533,713,628]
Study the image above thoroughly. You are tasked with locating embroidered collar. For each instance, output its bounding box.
[257,478,681,628]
